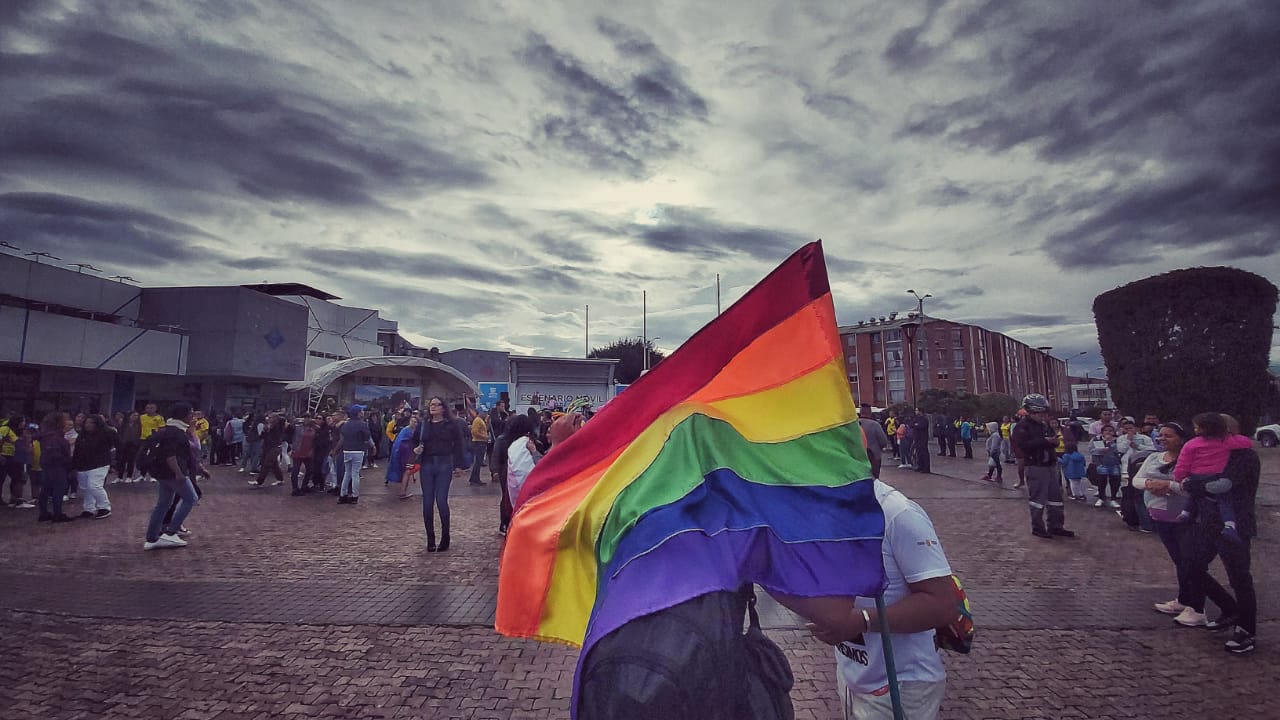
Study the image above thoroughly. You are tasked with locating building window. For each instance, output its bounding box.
[884,329,900,342]
[954,350,965,367]
[873,352,882,363]
[848,373,858,384]
[871,334,881,345]
[846,336,856,348]
[937,370,949,380]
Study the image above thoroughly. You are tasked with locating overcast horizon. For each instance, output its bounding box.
[2,0,1278,375]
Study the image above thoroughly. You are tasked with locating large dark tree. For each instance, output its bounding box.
[974,393,1019,424]
[589,337,667,384]
[1093,267,1277,434]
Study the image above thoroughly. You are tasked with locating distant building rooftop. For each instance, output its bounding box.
[241,283,339,301]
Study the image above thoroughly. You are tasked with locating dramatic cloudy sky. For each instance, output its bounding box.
[2,0,1278,371]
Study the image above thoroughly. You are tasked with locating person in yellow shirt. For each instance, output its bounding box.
[193,410,211,462]
[1,416,28,506]
[139,403,165,440]
[467,407,488,486]
[999,417,1014,464]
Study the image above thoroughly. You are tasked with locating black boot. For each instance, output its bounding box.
[426,529,437,553]
[437,533,450,552]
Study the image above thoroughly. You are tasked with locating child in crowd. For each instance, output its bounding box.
[981,422,1003,483]
[1059,443,1088,501]
[1091,425,1122,509]
[1173,412,1253,542]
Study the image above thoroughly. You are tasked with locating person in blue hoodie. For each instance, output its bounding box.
[1059,444,1088,501]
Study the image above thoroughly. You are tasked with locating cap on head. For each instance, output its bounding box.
[347,404,366,418]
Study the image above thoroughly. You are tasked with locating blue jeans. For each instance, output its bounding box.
[341,451,364,497]
[468,441,487,484]
[421,456,454,538]
[146,476,198,542]
[240,440,262,473]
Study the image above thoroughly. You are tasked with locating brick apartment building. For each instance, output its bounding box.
[839,312,1070,411]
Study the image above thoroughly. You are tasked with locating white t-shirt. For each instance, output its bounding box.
[836,480,952,694]
[506,440,537,504]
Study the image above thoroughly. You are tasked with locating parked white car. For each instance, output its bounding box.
[1255,423,1280,448]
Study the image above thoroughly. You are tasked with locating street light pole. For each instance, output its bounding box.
[900,320,920,407]
[906,289,932,317]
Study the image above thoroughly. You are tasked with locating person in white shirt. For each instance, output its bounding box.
[1087,409,1118,439]
[777,480,956,720]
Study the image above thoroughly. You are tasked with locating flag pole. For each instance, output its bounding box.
[874,595,906,720]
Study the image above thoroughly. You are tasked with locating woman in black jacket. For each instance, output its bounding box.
[37,413,73,522]
[72,414,116,519]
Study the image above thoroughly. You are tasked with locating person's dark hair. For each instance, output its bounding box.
[426,396,451,420]
[1159,422,1191,443]
[168,402,193,422]
[83,414,104,432]
[41,411,67,434]
[496,414,536,470]
[1191,412,1227,438]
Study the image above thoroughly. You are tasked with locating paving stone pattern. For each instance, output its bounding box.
[1,449,1277,719]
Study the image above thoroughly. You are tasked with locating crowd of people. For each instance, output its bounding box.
[0,396,581,554]
[865,396,1261,657]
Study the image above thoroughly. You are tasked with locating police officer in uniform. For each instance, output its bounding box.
[1011,394,1076,539]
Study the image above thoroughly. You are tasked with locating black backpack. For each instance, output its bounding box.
[577,586,794,720]
[134,429,169,476]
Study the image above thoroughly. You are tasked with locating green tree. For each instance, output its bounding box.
[975,392,1019,424]
[916,388,955,414]
[887,401,914,418]
[946,391,981,419]
[589,337,667,384]
[1093,267,1277,434]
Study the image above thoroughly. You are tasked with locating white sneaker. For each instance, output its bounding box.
[1173,607,1207,627]
[156,533,188,548]
[15,501,36,509]
[1108,499,1121,509]
[270,480,283,486]
[1154,599,1185,615]
[238,468,246,473]
[1093,499,1104,508]
[143,540,161,550]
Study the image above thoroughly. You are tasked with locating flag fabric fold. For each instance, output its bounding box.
[495,241,888,710]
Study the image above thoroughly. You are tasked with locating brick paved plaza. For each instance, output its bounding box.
[2,450,1276,720]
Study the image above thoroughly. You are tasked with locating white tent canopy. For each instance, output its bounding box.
[284,356,478,413]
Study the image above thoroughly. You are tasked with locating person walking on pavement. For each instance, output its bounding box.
[1012,394,1075,539]
[910,410,931,474]
[959,417,974,459]
[468,406,488,486]
[338,405,375,504]
[413,397,465,552]
[142,403,200,549]
[981,421,1004,484]
[857,404,890,479]
[71,414,115,519]
[249,413,287,488]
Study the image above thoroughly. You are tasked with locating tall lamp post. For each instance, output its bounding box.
[906,289,932,317]
[900,320,920,407]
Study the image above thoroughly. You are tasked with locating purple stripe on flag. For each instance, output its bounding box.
[572,528,886,715]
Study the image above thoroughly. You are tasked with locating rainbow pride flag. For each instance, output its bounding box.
[495,242,887,695]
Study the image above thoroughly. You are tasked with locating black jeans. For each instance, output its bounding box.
[1180,522,1234,617]
[961,439,973,459]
